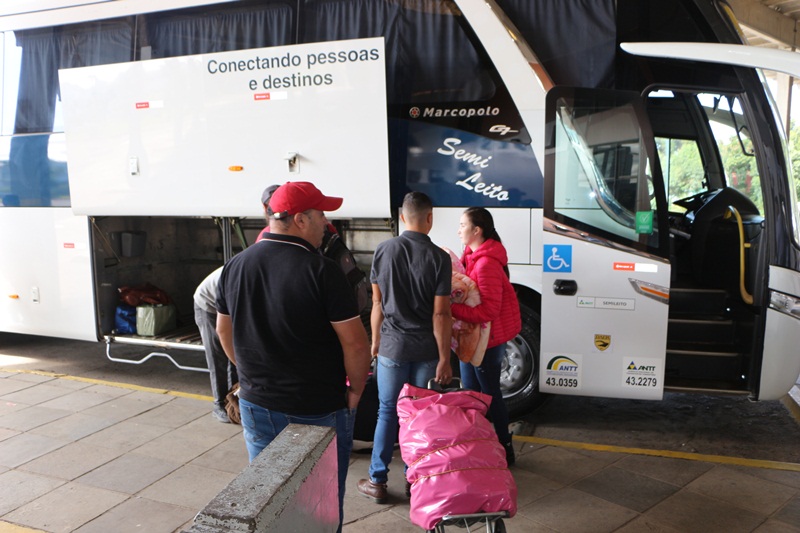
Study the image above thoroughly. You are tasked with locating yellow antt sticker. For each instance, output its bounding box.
[594,334,611,352]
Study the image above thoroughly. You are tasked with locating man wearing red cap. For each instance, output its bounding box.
[257,183,369,311]
[215,181,371,532]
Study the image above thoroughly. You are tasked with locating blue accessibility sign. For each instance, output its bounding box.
[543,244,572,273]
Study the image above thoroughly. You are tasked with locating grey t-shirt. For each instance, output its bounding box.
[370,231,451,362]
[193,266,223,313]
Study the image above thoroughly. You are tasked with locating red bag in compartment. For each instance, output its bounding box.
[118,283,171,307]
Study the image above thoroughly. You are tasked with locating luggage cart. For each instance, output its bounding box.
[426,510,509,532]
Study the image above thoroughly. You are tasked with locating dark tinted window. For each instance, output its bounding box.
[0,0,523,207]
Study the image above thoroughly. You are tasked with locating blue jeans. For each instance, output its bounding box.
[460,344,511,445]
[239,398,355,532]
[369,355,437,484]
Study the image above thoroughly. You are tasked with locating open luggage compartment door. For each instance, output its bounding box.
[58,38,390,218]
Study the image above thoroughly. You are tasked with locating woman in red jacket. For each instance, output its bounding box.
[451,207,522,466]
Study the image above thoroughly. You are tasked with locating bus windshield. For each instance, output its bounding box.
[656,92,764,215]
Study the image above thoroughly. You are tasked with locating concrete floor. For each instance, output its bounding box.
[1,334,800,532]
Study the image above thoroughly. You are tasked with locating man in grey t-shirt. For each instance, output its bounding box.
[193,266,238,423]
[357,191,452,504]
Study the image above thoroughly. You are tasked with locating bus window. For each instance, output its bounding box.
[649,91,763,216]
[302,1,495,104]
[704,95,764,213]
[1,31,18,136]
[0,133,69,207]
[763,74,800,247]
[0,20,132,207]
[549,90,664,253]
[5,20,133,136]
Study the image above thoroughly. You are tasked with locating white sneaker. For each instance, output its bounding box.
[212,405,231,423]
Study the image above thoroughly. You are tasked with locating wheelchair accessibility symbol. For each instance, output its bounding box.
[543,244,572,273]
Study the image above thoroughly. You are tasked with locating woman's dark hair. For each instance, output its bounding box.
[464,207,509,278]
[463,207,501,243]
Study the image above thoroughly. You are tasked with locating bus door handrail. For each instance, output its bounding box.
[724,206,754,305]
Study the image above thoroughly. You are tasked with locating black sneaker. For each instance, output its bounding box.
[503,441,516,467]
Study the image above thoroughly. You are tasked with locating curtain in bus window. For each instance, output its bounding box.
[59,20,132,69]
[147,5,294,58]
[407,1,493,102]
[301,0,405,101]
[7,21,133,207]
[8,30,60,207]
[14,21,133,135]
[497,0,615,88]
[13,28,59,134]
[302,0,399,40]
[302,0,493,104]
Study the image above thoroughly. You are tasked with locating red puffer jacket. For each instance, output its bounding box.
[451,239,521,348]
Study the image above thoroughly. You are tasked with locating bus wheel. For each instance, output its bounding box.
[501,302,544,418]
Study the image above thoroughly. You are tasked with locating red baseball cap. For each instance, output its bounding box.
[269,181,343,219]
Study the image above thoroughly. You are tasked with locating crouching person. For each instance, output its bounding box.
[193,266,238,423]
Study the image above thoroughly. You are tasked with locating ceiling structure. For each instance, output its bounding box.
[726,0,799,129]
[730,0,799,49]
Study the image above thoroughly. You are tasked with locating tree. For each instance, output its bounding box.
[790,120,800,201]
[718,133,762,209]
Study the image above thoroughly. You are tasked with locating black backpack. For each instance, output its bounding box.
[321,230,370,313]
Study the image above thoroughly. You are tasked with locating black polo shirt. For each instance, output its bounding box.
[370,230,451,362]
[216,233,358,415]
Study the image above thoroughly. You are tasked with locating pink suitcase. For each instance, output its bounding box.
[397,381,517,532]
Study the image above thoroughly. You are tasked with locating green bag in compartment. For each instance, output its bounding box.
[136,304,177,336]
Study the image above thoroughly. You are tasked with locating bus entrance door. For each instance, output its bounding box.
[539,88,672,400]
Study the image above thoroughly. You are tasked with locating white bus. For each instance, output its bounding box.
[1,0,799,417]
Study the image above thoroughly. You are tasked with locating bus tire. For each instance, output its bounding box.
[502,302,545,418]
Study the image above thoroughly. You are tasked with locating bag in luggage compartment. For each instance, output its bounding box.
[397,383,517,530]
[118,283,171,307]
[114,304,137,334]
[136,304,176,336]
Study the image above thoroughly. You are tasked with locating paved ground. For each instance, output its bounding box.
[1,333,800,532]
[518,387,800,464]
[0,371,242,532]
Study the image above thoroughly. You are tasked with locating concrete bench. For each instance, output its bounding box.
[183,424,339,533]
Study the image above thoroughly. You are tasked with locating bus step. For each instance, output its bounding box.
[665,349,746,386]
[667,317,735,345]
[666,347,740,358]
[664,383,750,395]
[668,287,729,317]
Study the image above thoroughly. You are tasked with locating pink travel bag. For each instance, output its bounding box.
[396,382,517,531]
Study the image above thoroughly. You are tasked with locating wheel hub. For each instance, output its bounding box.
[501,335,532,396]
